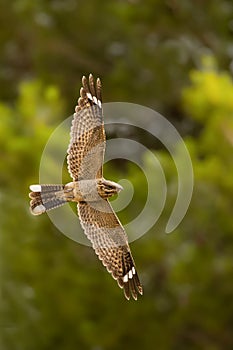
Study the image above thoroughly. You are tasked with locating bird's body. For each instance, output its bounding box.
[30,179,123,213]
[29,74,143,300]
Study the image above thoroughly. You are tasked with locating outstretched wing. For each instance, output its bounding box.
[77,200,143,300]
[67,74,105,181]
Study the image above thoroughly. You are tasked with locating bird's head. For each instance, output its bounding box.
[98,179,123,198]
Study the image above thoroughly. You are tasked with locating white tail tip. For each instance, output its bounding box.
[30,185,42,192]
[31,204,46,215]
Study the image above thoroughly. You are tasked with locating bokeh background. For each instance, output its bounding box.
[1,1,233,349]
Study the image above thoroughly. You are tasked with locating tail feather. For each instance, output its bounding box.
[29,184,67,215]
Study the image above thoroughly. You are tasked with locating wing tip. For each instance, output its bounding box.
[82,75,88,87]
[89,73,94,83]
[76,73,102,111]
[119,267,143,301]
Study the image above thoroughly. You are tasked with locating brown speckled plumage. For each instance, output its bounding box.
[29,74,143,300]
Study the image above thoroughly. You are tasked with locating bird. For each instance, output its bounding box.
[29,74,143,300]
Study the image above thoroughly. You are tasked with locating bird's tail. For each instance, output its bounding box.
[29,184,68,215]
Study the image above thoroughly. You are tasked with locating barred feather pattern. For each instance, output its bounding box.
[67,75,105,181]
[78,200,143,300]
[29,74,143,300]
[29,184,67,215]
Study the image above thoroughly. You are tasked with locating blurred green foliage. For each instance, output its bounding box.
[1,58,233,350]
[1,1,233,349]
[0,0,232,115]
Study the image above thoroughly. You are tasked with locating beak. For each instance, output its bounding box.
[116,183,123,193]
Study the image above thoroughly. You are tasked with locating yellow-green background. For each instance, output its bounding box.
[1,1,233,349]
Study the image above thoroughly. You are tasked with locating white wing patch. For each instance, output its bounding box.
[123,266,136,283]
[86,92,102,108]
